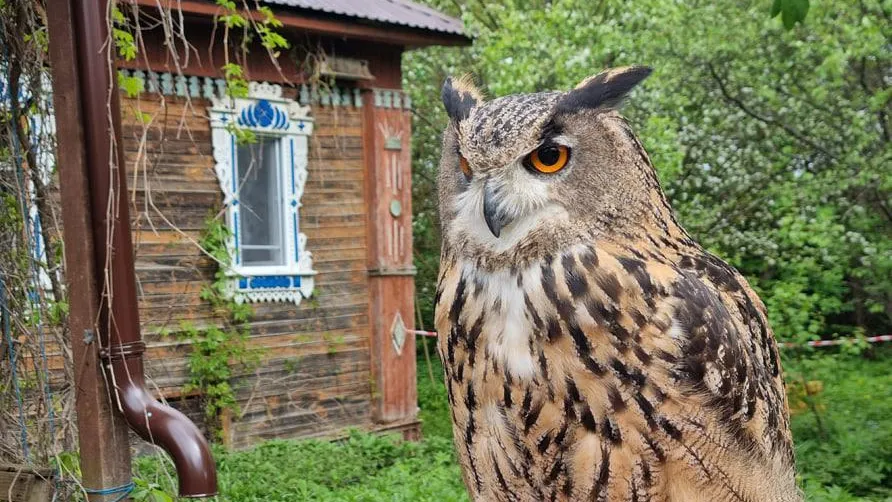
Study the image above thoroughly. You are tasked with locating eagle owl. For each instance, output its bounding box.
[433,67,799,502]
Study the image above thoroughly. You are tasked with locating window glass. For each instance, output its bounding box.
[237,138,284,266]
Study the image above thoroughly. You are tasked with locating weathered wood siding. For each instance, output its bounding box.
[120,92,373,446]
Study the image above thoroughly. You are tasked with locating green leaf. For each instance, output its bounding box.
[118,72,144,98]
[150,490,174,502]
[781,0,809,29]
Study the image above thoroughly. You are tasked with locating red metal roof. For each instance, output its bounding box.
[262,0,466,36]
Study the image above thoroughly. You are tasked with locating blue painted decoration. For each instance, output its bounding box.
[233,213,240,265]
[235,275,304,290]
[230,135,240,265]
[238,99,289,130]
[290,138,296,195]
[293,213,299,262]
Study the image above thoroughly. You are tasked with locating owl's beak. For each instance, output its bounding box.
[483,183,512,238]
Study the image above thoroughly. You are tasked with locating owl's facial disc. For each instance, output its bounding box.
[439,66,654,256]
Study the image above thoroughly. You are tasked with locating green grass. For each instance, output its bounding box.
[784,349,892,501]
[416,338,454,440]
[133,348,891,501]
[134,431,466,501]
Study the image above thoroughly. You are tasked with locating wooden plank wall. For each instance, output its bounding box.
[0,464,54,502]
[119,91,373,446]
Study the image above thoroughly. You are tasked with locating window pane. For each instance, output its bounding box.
[237,138,284,266]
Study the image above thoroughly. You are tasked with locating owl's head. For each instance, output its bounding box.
[438,66,665,267]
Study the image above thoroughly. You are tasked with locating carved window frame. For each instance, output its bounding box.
[208,82,315,304]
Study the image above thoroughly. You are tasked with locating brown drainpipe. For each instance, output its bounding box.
[62,0,218,497]
[100,343,218,498]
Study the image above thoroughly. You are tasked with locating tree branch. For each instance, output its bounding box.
[705,62,839,161]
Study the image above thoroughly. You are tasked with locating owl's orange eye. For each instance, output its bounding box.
[459,155,472,179]
[527,144,570,174]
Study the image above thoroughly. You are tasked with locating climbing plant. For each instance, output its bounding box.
[171,216,259,437]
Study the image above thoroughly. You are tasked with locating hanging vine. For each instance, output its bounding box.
[172,215,259,438]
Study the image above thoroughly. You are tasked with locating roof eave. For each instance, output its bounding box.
[127,0,471,47]
[403,31,472,49]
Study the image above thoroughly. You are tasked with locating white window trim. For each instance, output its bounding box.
[208,82,315,305]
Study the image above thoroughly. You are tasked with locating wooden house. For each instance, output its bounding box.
[115,0,469,447]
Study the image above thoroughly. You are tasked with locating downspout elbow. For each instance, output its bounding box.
[104,341,218,498]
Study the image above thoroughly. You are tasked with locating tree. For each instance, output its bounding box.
[405,0,891,344]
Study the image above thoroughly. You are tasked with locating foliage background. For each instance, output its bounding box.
[406,0,890,347]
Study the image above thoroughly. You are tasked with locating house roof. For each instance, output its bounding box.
[261,0,466,37]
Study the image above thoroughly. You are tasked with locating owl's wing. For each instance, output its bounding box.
[668,251,794,464]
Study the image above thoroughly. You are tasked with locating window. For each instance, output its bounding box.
[238,138,284,267]
[208,82,315,304]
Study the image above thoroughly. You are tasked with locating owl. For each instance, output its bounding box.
[433,67,799,502]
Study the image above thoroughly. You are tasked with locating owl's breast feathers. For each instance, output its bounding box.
[434,241,799,502]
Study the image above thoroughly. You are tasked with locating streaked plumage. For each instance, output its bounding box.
[434,67,799,502]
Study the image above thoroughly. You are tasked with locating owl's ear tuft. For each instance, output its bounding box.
[442,75,482,122]
[555,66,652,114]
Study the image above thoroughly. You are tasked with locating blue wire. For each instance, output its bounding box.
[85,481,136,502]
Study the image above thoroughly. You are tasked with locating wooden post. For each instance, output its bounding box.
[44,0,133,499]
[47,0,217,498]
[362,87,418,432]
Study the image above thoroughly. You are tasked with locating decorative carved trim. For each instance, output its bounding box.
[120,69,227,100]
[233,275,315,304]
[391,312,407,356]
[297,84,364,108]
[208,82,316,305]
[371,88,412,109]
[246,81,282,100]
[119,70,371,110]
